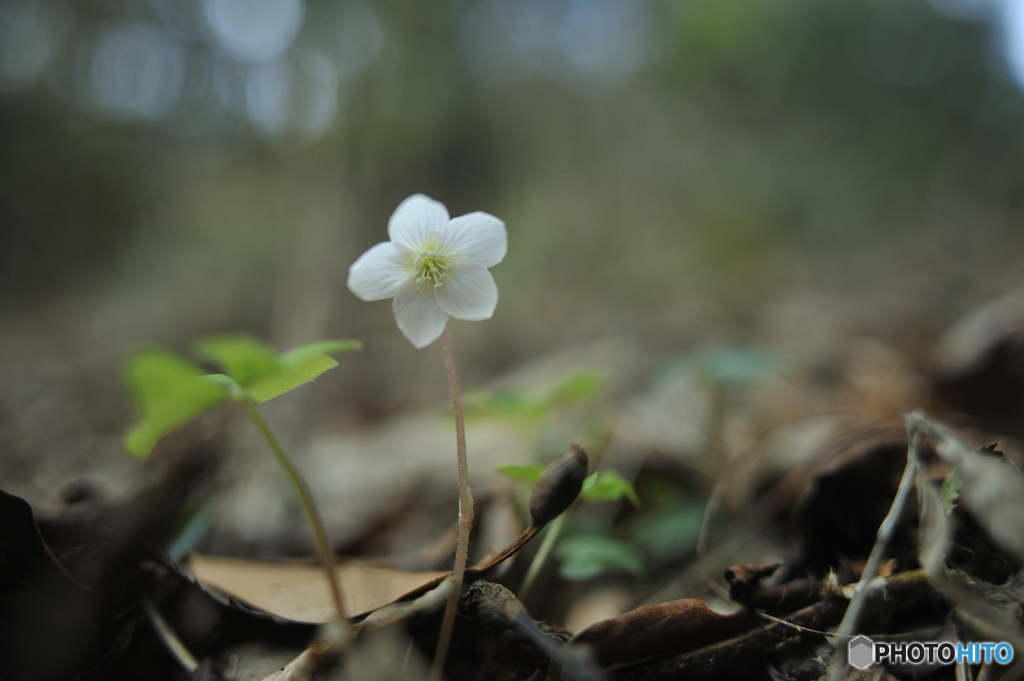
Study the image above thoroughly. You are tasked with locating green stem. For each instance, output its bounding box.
[430,329,474,681]
[240,397,349,626]
[518,513,566,600]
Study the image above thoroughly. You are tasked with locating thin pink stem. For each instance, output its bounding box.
[430,329,474,681]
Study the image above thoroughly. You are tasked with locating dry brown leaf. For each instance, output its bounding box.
[189,554,448,623]
[569,598,758,667]
[915,464,1024,650]
[908,413,1024,562]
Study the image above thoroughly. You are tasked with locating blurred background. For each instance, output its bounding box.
[4,0,1024,618]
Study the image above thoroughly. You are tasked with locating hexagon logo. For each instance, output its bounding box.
[848,635,875,670]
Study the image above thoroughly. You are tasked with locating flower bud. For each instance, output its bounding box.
[529,444,589,528]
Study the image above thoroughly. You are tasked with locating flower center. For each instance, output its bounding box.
[414,252,451,287]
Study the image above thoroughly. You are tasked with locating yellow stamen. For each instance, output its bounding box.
[414,252,451,287]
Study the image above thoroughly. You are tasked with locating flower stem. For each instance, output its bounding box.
[430,329,474,681]
[239,397,350,627]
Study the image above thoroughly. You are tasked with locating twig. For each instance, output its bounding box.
[824,425,920,681]
[619,570,931,681]
[144,598,198,674]
[616,597,846,681]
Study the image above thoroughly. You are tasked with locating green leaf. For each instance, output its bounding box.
[580,470,641,506]
[201,373,241,395]
[542,369,607,408]
[248,352,339,404]
[464,389,544,420]
[123,349,229,458]
[280,339,362,362]
[196,336,360,403]
[629,499,704,561]
[465,369,607,423]
[556,534,646,581]
[687,345,780,386]
[194,335,280,386]
[940,468,962,514]
[495,464,546,484]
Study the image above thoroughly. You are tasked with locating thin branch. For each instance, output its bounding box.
[825,425,921,680]
[144,598,198,674]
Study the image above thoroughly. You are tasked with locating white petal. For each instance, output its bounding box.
[439,212,507,268]
[347,242,409,301]
[388,194,449,249]
[393,284,449,348]
[434,266,498,321]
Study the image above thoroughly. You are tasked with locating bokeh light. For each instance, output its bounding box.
[0,1,52,94]
[460,0,650,89]
[90,22,185,120]
[204,0,304,63]
[245,52,338,142]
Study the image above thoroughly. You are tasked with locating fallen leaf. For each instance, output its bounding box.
[189,554,448,623]
[908,413,1024,561]
[790,419,921,570]
[569,598,757,666]
[915,463,1024,649]
[932,286,1024,436]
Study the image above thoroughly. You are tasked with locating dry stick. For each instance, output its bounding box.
[430,329,474,681]
[240,398,350,629]
[622,569,932,681]
[144,598,199,674]
[824,426,921,681]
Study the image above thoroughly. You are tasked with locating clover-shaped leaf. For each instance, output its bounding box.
[556,534,646,580]
[194,335,280,387]
[247,352,345,403]
[497,465,640,507]
[124,336,361,458]
[466,369,607,422]
[196,336,362,404]
[542,369,606,409]
[495,464,546,484]
[697,346,780,386]
[580,470,641,506]
[123,349,230,458]
[282,340,363,361]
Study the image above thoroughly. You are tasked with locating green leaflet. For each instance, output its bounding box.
[665,345,781,387]
[557,533,646,580]
[248,352,339,403]
[580,470,641,506]
[123,335,361,457]
[123,349,229,458]
[194,335,280,387]
[495,464,546,484]
[497,465,641,506]
[465,368,607,422]
[281,339,362,362]
[196,335,362,403]
[629,498,704,561]
[542,369,606,409]
[940,468,962,514]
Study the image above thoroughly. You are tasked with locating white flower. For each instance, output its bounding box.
[347,194,507,348]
